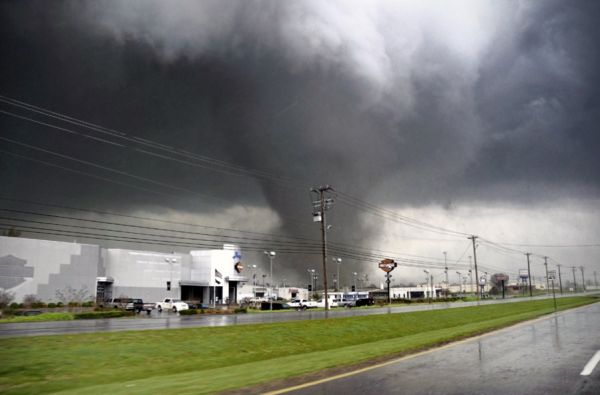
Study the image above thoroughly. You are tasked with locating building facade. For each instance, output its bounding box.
[0,236,248,304]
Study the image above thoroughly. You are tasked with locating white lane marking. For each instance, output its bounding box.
[581,350,600,376]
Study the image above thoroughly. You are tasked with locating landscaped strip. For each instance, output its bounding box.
[0,296,597,395]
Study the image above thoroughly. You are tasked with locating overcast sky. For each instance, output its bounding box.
[1,0,599,287]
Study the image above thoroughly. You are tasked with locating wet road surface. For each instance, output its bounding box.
[278,302,600,395]
[0,293,592,338]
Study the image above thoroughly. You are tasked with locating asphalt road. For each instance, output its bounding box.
[0,293,592,338]
[0,294,588,338]
[276,302,600,395]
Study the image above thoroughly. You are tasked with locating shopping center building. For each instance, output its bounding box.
[0,236,248,304]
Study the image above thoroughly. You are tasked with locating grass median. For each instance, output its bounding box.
[0,296,597,394]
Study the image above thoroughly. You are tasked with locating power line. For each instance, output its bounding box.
[0,96,298,186]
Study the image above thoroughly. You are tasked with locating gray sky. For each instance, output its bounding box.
[1,0,599,286]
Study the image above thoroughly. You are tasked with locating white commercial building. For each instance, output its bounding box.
[0,236,248,304]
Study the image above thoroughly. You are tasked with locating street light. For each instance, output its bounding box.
[424,269,430,303]
[332,257,342,291]
[250,264,257,299]
[443,251,448,297]
[353,272,358,292]
[264,251,276,311]
[307,269,315,299]
[165,257,177,297]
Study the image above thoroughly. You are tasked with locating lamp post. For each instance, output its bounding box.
[250,264,257,299]
[307,269,315,299]
[424,270,430,303]
[353,272,358,292]
[165,257,177,297]
[332,257,342,291]
[264,251,276,311]
[443,251,448,297]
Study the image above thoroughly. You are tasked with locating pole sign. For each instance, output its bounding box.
[519,269,529,280]
[379,259,397,273]
[548,270,556,280]
[479,276,487,286]
[494,274,509,282]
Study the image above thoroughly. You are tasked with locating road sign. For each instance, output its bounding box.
[379,258,397,273]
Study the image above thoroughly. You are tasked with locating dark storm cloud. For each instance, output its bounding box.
[3,0,598,208]
[1,1,599,282]
[471,0,600,196]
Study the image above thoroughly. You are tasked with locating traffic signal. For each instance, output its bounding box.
[351,285,356,292]
[308,284,312,291]
[166,281,171,291]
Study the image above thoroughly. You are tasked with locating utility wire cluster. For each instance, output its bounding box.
[1,94,597,281]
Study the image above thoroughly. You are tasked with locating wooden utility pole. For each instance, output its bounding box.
[468,236,480,299]
[525,253,533,297]
[311,185,334,310]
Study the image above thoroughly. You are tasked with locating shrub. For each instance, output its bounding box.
[18,303,24,308]
[68,302,80,308]
[47,303,57,308]
[0,290,15,309]
[22,294,41,308]
[81,301,94,307]
[9,302,19,310]
[56,302,64,307]
[31,302,47,308]
[234,307,247,314]
[73,311,134,319]
[179,309,199,315]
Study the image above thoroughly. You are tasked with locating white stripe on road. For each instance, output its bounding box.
[581,350,600,376]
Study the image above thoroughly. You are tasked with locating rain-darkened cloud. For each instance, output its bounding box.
[1,0,599,282]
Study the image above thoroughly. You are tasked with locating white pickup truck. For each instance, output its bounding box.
[155,298,189,312]
[287,299,318,309]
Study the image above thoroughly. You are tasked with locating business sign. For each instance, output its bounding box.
[548,270,557,280]
[519,269,529,279]
[494,273,509,282]
[233,251,243,273]
[479,276,487,286]
[379,258,397,273]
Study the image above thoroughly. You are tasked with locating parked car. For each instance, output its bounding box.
[104,297,127,309]
[125,299,155,313]
[355,297,375,307]
[155,298,189,312]
[338,298,357,308]
[104,298,153,312]
[287,299,318,309]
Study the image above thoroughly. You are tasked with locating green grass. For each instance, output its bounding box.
[0,312,74,323]
[0,296,596,395]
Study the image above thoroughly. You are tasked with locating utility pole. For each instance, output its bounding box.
[543,257,550,295]
[468,236,480,299]
[594,270,598,290]
[264,251,276,311]
[557,264,563,294]
[580,266,586,292]
[468,255,474,295]
[525,253,533,297]
[572,266,577,292]
[311,185,334,310]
